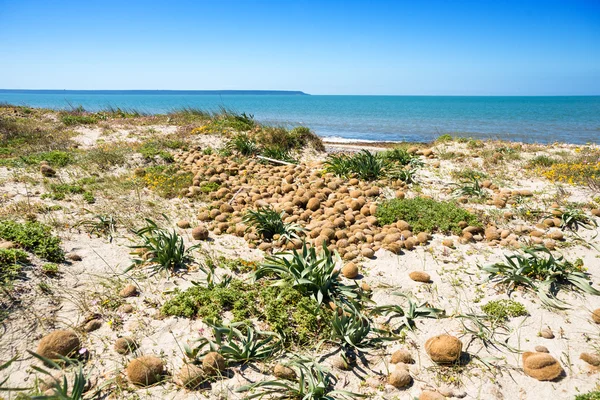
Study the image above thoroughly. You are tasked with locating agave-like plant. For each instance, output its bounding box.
[480,246,600,309]
[451,177,489,198]
[226,133,258,156]
[386,165,418,184]
[243,206,304,242]
[129,218,198,275]
[323,154,353,178]
[28,351,91,400]
[372,292,445,331]
[554,207,597,231]
[188,321,282,363]
[329,305,395,352]
[235,357,365,399]
[254,242,358,305]
[349,150,387,181]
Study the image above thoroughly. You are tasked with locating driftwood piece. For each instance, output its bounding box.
[256,155,295,166]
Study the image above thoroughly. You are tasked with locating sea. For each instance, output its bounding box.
[1,90,599,144]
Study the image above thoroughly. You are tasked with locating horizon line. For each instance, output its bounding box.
[1,89,599,97]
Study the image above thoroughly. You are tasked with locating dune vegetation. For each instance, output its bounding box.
[1,103,600,399]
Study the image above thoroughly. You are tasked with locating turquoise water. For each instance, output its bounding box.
[1,90,599,144]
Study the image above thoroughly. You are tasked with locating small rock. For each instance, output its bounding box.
[387,369,411,388]
[540,328,555,339]
[535,346,549,353]
[592,209,600,217]
[341,262,359,279]
[119,284,138,298]
[65,252,82,261]
[390,349,413,364]
[522,352,563,381]
[409,271,431,283]
[127,355,165,386]
[273,363,296,380]
[177,220,191,229]
[580,352,600,367]
[83,319,102,332]
[425,335,462,364]
[114,337,138,355]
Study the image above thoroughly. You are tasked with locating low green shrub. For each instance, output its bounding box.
[0,248,29,287]
[376,197,479,234]
[0,221,64,262]
[481,299,527,321]
[162,280,327,345]
[200,181,220,193]
[61,114,98,126]
[138,141,174,162]
[140,165,193,198]
[576,392,600,400]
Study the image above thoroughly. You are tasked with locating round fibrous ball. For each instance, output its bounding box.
[192,225,209,240]
[387,369,411,388]
[390,349,414,364]
[203,352,226,375]
[592,308,600,324]
[409,271,431,283]
[119,284,138,298]
[522,352,563,381]
[126,356,165,386]
[114,337,138,355]
[341,262,359,279]
[175,364,205,389]
[425,335,462,364]
[177,220,191,229]
[273,363,296,380]
[580,352,600,367]
[36,330,81,360]
[419,391,446,400]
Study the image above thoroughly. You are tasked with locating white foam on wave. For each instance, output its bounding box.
[321,135,403,144]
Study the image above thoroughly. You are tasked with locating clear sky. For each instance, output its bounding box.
[0,0,599,95]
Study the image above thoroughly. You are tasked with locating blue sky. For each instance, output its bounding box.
[0,0,598,95]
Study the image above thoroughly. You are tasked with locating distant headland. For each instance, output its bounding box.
[0,89,309,95]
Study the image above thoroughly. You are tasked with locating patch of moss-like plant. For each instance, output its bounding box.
[0,220,64,262]
[481,299,527,321]
[376,197,479,234]
[162,280,328,345]
[200,181,220,193]
[576,392,600,400]
[0,248,29,288]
